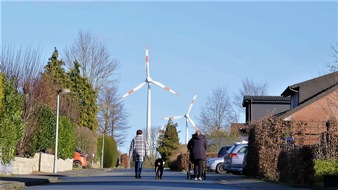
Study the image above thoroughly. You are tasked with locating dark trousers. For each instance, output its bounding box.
[134,161,143,174]
[193,159,203,178]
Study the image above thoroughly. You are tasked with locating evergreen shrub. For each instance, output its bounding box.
[34,104,75,159]
[58,116,75,159]
[97,135,118,168]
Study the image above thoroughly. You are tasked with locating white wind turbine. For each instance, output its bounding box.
[162,94,199,144]
[120,45,179,145]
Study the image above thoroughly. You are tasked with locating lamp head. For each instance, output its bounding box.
[57,89,70,95]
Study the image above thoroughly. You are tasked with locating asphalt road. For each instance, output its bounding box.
[20,168,312,190]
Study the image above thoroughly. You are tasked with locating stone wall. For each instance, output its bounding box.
[0,153,73,175]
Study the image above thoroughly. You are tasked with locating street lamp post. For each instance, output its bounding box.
[53,88,70,174]
[101,133,104,168]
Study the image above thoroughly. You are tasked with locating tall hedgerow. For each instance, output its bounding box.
[35,104,56,152]
[58,116,75,159]
[0,75,25,164]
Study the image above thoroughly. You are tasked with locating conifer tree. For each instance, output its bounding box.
[43,48,71,89]
[157,119,180,160]
[68,60,98,131]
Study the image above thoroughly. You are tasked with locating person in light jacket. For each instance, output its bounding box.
[187,130,207,180]
[129,129,148,179]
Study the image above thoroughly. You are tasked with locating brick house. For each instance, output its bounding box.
[241,71,338,145]
[279,71,338,122]
[278,71,338,144]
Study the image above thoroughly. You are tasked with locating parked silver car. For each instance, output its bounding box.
[215,145,232,158]
[206,145,231,173]
[223,141,248,174]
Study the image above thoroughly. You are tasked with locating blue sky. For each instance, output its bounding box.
[1,1,337,154]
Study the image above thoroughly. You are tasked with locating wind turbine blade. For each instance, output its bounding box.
[161,115,184,120]
[151,80,179,95]
[120,82,146,99]
[188,117,199,131]
[187,94,197,114]
[145,45,150,78]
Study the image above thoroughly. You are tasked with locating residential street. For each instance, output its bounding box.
[0,168,313,190]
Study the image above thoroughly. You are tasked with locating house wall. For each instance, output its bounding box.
[288,90,338,121]
[287,89,338,145]
[251,103,290,122]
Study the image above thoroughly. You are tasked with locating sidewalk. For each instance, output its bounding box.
[0,168,107,189]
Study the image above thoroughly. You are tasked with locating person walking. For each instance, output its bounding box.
[187,130,207,180]
[129,129,148,179]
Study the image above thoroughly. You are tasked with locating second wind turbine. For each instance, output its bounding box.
[162,94,199,144]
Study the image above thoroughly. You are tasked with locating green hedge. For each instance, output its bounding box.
[58,116,75,159]
[34,104,75,159]
[35,104,55,152]
[314,159,338,182]
[0,75,25,164]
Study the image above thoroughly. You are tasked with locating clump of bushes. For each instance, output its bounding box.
[33,104,75,159]
[74,126,97,163]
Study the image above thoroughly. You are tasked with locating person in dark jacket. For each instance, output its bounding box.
[187,130,207,180]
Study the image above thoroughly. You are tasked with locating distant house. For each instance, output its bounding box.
[242,96,290,124]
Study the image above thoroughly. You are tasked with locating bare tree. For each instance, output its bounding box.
[63,30,119,93]
[198,86,238,134]
[0,44,43,93]
[97,85,129,146]
[324,44,338,115]
[0,44,46,156]
[233,77,268,113]
[149,125,163,159]
[325,43,338,72]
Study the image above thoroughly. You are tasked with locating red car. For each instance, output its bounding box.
[73,148,87,168]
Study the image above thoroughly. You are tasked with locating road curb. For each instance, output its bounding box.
[0,181,26,189]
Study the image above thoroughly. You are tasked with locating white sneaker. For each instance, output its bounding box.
[198,177,202,181]
[194,178,197,180]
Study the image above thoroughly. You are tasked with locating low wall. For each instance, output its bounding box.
[0,153,73,175]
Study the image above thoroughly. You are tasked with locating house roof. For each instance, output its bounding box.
[281,71,338,104]
[242,95,290,107]
[279,86,338,119]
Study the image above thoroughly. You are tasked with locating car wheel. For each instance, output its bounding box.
[73,160,82,168]
[216,163,226,174]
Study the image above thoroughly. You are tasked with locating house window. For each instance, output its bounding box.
[290,93,299,109]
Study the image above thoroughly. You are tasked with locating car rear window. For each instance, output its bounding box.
[227,145,236,153]
[218,146,231,155]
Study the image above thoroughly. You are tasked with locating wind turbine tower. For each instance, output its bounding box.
[120,45,179,145]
